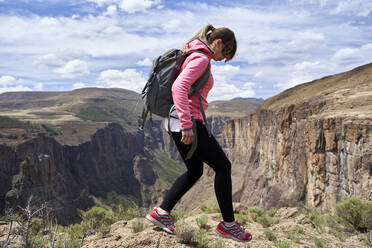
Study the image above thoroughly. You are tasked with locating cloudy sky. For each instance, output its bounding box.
[0,0,371,101]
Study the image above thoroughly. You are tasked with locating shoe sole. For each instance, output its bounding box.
[146,214,175,235]
[215,229,252,242]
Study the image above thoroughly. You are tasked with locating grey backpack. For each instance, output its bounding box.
[141,48,211,159]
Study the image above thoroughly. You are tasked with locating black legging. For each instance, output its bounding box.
[160,120,234,222]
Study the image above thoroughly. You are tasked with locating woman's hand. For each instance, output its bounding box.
[181,129,194,145]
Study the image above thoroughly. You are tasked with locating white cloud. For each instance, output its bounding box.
[332,0,372,17]
[118,0,161,13]
[137,58,152,66]
[97,68,146,92]
[0,85,32,94]
[104,5,118,16]
[87,0,117,7]
[331,43,372,67]
[35,82,44,90]
[54,60,90,78]
[209,65,255,101]
[275,61,328,91]
[34,54,64,68]
[332,48,361,61]
[0,76,17,86]
[162,19,181,31]
[0,75,34,93]
[73,82,86,89]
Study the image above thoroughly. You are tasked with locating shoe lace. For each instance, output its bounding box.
[160,214,174,227]
[228,223,245,237]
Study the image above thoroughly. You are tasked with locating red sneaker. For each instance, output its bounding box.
[146,208,175,234]
[216,220,252,242]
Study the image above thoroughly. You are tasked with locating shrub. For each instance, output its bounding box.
[195,229,209,248]
[249,206,264,221]
[295,225,304,234]
[310,211,326,233]
[264,229,277,241]
[235,212,251,225]
[328,229,345,241]
[313,238,327,248]
[201,205,220,214]
[257,215,280,228]
[30,217,44,237]
[132,219,146,233]
[211,239,226,248]
[31,234,44,246]
[67,223,85,239]
[196,215,208,229]
[176,222,196,245]
[81,206,115,233]
[287,230,300,243]
[275,241,291,248]
[171,210,184,224]
[267,208,278,217]
[98,224,111,238]
[336,197,372,233]
[115,206,141,221]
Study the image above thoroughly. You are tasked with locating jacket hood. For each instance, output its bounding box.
[184,39,214,59]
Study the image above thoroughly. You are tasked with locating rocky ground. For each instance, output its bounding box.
[81,205,369,248]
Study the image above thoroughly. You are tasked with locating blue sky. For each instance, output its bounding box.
[0,0,372,101]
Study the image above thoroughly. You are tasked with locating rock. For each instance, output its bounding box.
[296,214,312,225]
[233,202,250,214]
[274,207,299,218]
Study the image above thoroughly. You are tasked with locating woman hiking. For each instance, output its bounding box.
[146,24,252,243]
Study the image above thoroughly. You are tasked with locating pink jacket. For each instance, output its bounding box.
[172,39,214,130]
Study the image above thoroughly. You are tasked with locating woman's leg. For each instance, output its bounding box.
[192,121,234,222]
[160,131,204,212]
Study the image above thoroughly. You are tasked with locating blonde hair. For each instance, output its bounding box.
[183,24,237,62]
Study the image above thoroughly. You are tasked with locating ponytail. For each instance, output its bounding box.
[183,24,215,51]
[183,24,237,61]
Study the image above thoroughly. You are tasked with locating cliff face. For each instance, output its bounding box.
[222,64,372,211]
[0,123,163,224]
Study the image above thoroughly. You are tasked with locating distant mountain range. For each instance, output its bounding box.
[230,97,265,103]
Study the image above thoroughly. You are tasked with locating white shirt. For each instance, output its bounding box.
[164,117,182,132]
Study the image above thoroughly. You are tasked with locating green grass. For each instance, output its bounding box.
[235,212,251,225]
[264,229,277,241]
[275,241,291,248]
[0,115,38,130]
[41,124,59,136]
[76,106,116,122]
[200,205,220,214]
[196,215,209,229]
[152,150,186,185]
[75,101,137,123]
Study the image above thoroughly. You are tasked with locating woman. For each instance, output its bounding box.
[146,24,252,242]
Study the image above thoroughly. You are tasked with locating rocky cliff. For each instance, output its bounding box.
[221,63,372,211]
[0,122,177,224]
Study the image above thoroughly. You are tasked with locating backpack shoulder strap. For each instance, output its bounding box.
[187,62,210,96]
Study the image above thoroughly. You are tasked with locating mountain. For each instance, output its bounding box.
[0,87,261,224]
[230,97,265,103]
[222,63,372,211]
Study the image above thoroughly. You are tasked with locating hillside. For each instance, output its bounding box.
[262,63,372,121]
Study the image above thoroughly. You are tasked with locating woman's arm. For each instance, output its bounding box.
[171,53,209,130]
